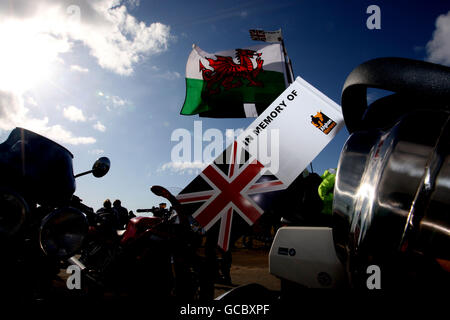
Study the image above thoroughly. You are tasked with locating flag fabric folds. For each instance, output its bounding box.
[180,44,288,118]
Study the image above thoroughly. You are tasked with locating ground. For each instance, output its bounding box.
[54,239,280,300]
[214,245,280,298]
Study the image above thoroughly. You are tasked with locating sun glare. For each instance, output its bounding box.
[0,19,69,93]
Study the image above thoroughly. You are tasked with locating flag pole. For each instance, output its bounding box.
[279,29,294,85]
[279,29,314,173]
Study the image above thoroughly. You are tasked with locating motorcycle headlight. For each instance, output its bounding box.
[39,207,88,258]
[0,188,28,239]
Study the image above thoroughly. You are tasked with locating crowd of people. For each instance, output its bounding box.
[95,198,136,231]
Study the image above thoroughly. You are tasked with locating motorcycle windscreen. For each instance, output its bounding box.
[0,127,75,205]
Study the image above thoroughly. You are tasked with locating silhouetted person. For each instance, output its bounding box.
[96,199,120,231]
[113,199,130,230]
[152,202,169,219]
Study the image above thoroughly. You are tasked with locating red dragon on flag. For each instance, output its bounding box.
[176,141,286,251]
[199,49,264,95]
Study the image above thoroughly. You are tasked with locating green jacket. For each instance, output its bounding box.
[318,169,336,215]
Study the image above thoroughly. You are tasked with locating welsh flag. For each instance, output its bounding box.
[180,44,288,118]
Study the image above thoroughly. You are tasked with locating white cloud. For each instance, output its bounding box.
[100,93,131,111]
[426,11,450,66]
[0,90,95,145]
[63,105,86,122]
[157,71,181,80]
[0,0,173,77]
[70,64,89,73]
[111,95,127,107]
[39,124,96,145]
[55,56,65,64]
[126,0,140,10]
[0,90,28,129]
[26,96,38,106]
[82,0,172,75]
[89,148,104,155]
[159,161,207,174]
[93,120,106,132]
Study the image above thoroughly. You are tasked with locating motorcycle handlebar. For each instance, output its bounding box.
[71,195,94,213]
[136,208,155,213]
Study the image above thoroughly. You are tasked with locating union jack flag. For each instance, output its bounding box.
[249,29,267,42]
[177,141,286,251]
[249,29,283,43]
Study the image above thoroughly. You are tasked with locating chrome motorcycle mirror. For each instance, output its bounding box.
[75,157,110,178]
[92,157,111,178]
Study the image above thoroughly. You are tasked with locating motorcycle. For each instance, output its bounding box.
[268,57,450,293]
[77,185,212,301]
[0,127,110,302]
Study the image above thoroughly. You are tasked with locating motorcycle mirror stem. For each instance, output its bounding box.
[74,157,111,178]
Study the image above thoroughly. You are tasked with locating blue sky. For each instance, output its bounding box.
[0,0,449,212]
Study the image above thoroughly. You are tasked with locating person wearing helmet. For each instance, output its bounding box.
[152,202,169,219]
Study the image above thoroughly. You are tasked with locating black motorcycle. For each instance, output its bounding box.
[78,185,212,301]
[0,127,110,302]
